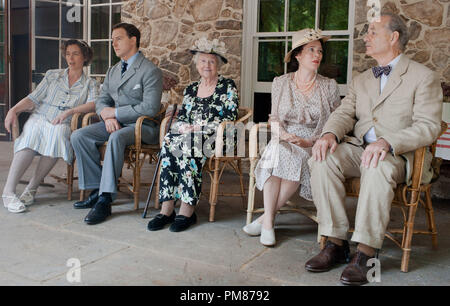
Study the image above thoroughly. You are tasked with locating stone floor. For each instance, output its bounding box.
[0,141,449,286]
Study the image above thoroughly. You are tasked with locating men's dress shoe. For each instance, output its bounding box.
[305,240,350,272]
[169,213,197,232]
[147,211,176,231]
[340,250,374,286]
[74,189,99,209]
[84,195,112,225]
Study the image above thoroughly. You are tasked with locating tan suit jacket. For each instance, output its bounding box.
[321,54,443,184]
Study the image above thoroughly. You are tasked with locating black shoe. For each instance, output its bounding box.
[169,213,197,232]
[147,211,176,231]
[74,189,99,209]
[84,194,112,225]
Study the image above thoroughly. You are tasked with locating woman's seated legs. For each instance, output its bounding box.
[160,200,175,216]
[259,176,301,230]
[3,148,37,196]
[160,199,195,218]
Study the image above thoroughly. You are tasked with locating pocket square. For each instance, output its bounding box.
[133,84,141,90]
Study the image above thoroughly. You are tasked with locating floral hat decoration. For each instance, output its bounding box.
[190,37,228,64]
[284,28,330,63]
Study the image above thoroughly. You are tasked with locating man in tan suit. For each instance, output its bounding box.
[305,13,442,285]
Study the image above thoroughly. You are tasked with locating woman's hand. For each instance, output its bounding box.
[178,123,197,134]
[285,134,313,148]
[51,109,73,125]
[4,109,18,134]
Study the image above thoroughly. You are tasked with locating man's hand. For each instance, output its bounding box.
[361,138,391,168]
[4,109,18,134]
[312,133,338,162]
[105,118,121,134]
[100,107,116,121]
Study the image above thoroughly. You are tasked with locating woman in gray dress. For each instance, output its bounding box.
[243,29,341,246]
[3,40,98,213]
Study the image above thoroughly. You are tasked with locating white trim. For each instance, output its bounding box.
[240,0,256,110]
[87,0,122,77]
[347,0,355,92]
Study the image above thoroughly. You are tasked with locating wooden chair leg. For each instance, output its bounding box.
[209,158,220,222]
[401,203,418,272]
[246,159,257,225]
[67,163,74,201]
[424,187,438,249]
[133,163,140,211]
[237,160,246,210]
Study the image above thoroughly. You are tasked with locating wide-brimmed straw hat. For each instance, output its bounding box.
[284,28,330,63]
[190,37,228,64]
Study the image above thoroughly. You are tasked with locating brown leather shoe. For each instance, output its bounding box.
[340,250,375,286]
[305,240,350,272]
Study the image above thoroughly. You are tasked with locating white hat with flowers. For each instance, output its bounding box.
[284,28,330,63]
[190,37,228,64]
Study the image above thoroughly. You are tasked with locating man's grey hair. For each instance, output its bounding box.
[193,52,223,66]
[381,12,409,52]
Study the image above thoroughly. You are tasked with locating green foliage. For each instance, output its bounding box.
[259,0,285,32]
[319,0,349,30]
[289,0,315,31]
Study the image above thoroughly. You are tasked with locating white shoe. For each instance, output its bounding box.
[260,227,276,247]
[2,194,26,213]
[19,189,37,206]
[243,219,262,236]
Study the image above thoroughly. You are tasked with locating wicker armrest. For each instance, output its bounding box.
[11,112,85,141]
[134,103,169,151]
[81,112,99,127]
[249,123,270,159]
[70,112,84,132]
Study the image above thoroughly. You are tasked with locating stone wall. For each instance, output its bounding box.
[353,0,450,85]
[121,0,243,103]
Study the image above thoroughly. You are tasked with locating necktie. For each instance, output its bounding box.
[372,65,392,78]
[121,61,128,76]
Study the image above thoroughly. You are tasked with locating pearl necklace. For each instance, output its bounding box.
[294,71,317,93]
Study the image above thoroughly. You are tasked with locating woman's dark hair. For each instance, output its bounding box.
[287,39,325,73]
[61,40,94,66]
[112,22,141,49]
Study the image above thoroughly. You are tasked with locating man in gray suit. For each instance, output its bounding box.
[71,23,163,225]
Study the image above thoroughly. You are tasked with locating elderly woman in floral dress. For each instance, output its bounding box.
[147,37,239,232]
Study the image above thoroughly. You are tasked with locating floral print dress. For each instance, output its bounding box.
[158,76,239,206]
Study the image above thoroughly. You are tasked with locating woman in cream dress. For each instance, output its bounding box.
[3,40,98,213]
[244,29,341,246]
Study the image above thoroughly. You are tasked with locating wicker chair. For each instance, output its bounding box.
[337,121,448,272]
[80,102,168,210]
[246,121,447,272]
[154,106,253,222]
[12,112,84,200]
[205,107,253,222]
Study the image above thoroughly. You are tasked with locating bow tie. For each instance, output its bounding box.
[121,61,128,76]
[372,65,392,78]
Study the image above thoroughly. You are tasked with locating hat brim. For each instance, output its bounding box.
[284,36,331,63]
[190,50,228,64]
